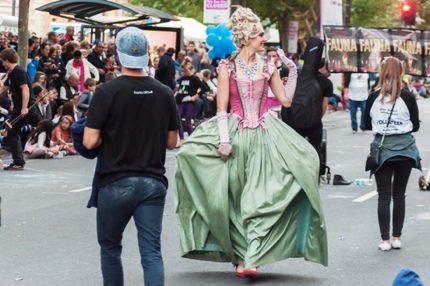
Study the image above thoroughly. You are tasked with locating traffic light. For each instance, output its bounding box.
[401,1,416,26]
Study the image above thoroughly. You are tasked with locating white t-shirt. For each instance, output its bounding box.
[347,73,369,101]
[370,95,413,135]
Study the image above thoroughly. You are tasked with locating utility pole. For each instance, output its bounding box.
[345,0,351,26]
[18,0,30,70]
[12,0,16,16]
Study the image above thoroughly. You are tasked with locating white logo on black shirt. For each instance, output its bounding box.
[134,91,153,95]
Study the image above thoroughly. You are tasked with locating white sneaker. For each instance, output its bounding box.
[379,241,391,251]
[391,240,402,249]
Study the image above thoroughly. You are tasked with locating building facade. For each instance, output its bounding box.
[0,0,129,37]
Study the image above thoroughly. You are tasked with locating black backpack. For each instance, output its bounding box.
[281,37,324,130]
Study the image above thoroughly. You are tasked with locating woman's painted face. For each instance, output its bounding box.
[61,119,71,130]
[249,27,267,53]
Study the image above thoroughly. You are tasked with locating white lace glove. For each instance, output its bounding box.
[277,49,298,102]
[217,111,234,162]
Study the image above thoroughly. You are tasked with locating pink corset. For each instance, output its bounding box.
[230,77,269,130]
[218,57,275,130]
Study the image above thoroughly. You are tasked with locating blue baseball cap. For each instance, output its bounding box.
[392,269,424,286]
[115,27,148,69]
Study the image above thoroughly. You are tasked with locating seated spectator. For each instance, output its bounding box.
[64,50,99,90]
[59,73,80,102]
[77,78,96,119]
[32,71,47,89]
[199,48,215,77]
[24,119,59,159]
[79,40,92,53]
[145,57,156,78]
[0,88,10,131]
[47,87,58,120]
[105,52,118,73]
[201,69,217,118]
[52,105,63,125]
[37,43,55,87]
[153,56,160,70]
[63,101,77,122]
[27,38,38,83]
[105,71,117,83]
[64,26,75,42]
[33,85,50,121]
[80,49,88,59]
[52,115,77,155]
[49,45,65,93]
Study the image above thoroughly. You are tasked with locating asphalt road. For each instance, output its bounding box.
[0,98,429,286]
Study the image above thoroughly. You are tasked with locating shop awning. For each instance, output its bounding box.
[36,0,179,26]
[0,14,19,33]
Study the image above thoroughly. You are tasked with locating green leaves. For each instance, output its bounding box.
[131,0,204,21]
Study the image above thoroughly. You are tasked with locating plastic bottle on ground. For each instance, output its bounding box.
[354,178,373,185]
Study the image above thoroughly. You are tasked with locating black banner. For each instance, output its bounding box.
[323,26,429,76]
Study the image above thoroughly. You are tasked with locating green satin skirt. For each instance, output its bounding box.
[174,114,328,268]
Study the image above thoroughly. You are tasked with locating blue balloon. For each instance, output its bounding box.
[219,37,233,51]
[230,44,237,52]
[208,49,215,60]
[212,47,223,58]
[206,25,216,35]
[206,33,219,47]
[216,24,230,38]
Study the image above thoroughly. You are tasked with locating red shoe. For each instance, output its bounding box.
[244,268,258,278]
[234,265,245,278]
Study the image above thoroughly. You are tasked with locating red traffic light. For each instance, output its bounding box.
[402,4,411,12]
[401,1,416,25]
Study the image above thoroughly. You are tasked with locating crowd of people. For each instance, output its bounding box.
[0,7,424,285]
[0,24,309,160]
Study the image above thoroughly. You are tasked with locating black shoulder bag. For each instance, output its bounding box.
[365,101,396,171]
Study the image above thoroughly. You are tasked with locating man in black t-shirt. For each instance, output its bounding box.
[83,27,180,286]
[0,48,39,170]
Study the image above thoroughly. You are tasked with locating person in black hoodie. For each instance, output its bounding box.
[155,46,176,90]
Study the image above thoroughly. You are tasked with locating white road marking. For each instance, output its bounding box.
[353,190,378,202]
[69,187,92,193]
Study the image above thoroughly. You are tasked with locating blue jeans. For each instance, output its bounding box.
[193,97,206,118]
[348,100,366,130]
[97,176,167,286]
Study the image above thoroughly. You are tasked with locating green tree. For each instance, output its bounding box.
[415,0,430,30]
[245,0,315,50]
[350,0,401,28]
[131,0,204,22]
[132,0,315,50]
[350,0,430,29]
